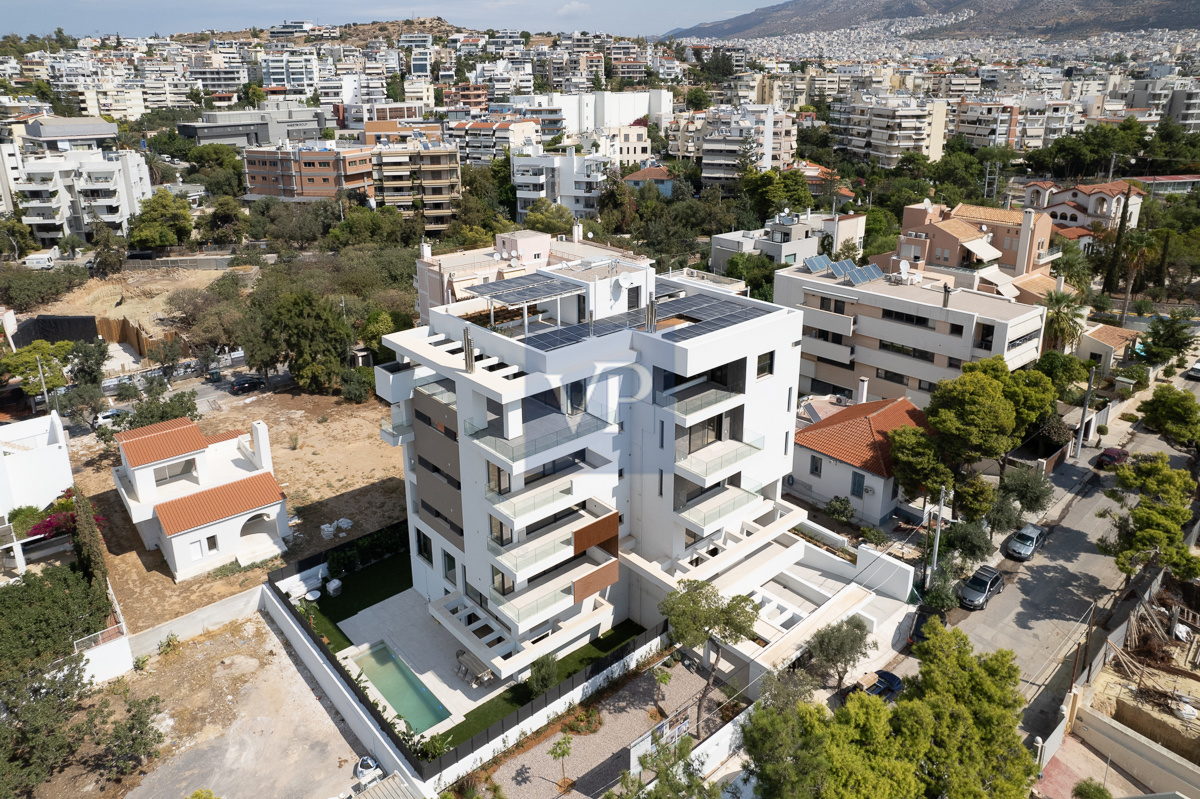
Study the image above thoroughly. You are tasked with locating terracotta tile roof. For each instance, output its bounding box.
[1026,180,1058,190]
[1086,324,1140,349]
[1075,180,1145,198]
[203,429,245,446]
[115,418,208,468]
[156,471,285,537]
[793,398,931,478]
[623,166,671,182]
[1013,273,1076,298]
[1053,226,1093,239]
[932,218,985,241]
[951,203,1026,226]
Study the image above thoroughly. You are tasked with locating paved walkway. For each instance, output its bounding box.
[492,662,707,799]
[1033,734,1145,799]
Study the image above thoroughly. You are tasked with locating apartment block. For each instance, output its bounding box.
[412,226,654,323]
[699,105,797,192]
[445,84,490,111]
[511,144,610,223]
[260,53,319,93]
[831,93,947,169]
[775,259,1045,406]
[373,138,461,233]
[243,143,375,200]
[445,120,541,167]
[374,253,814,682]
[178,101,328,148]
[710,210,866,275]
[3,147,151,246]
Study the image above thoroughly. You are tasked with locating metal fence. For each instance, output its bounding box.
[73,578,127,654]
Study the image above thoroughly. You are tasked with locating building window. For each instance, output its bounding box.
[949,323,964,336]
[757,351,775,378]
[205,535,218,553]
[658,469,664,497]
[659,420,665,449]
[154,458,196,486]
[306,177,314,183]
[443,551,456,585]
[490,516,513,547]
[818,297,847,315]
[879,341,936,362]
[416,530,433,564]
[882,308,931,328]
[918,379,937,392]
[947,356,963,369]
[303,161,315,167]
[876,368,907,386]
[492,566,514,596]
[810,455,822,476]
[851,471,866,499]
[787,387,794,411]
[783,431,790,455]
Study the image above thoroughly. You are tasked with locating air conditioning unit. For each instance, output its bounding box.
[863,485,875,494]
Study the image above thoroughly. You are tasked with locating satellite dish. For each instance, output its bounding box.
[980,224,987,232]
[783,207,790,216]
[501,247,509,259]
[899,259,910,277]
[492,252,501,261]
[923,198,932,211]
[587,231,593,239]
[618,272,634,289]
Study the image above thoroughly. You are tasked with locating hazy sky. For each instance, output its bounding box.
[6,0,744,39]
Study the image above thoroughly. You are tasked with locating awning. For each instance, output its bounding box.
[994,283,1019,298]
[962,237,1004,263]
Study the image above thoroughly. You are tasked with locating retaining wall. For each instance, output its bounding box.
[127,586,264,657]
[1076,706,1200,795]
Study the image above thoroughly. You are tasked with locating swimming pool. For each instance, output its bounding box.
[353,644,450,734]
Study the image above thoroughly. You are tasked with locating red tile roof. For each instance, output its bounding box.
[203,429,245,446]
[623,166,671,182]
[1074,180,1146,198]
[1053,226,1093,239]
[156,471,285,537]
[794,398,931,478]
[115,418,208,468]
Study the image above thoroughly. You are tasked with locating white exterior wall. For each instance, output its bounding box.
[0,412,72,518]
[790,444,894,526]
[162,499,288,582]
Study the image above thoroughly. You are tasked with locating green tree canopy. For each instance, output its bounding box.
[1,340,72,397]
[807,615,876,689]
[523,198,576,235]
[1099,452,1199,579]
[128,189,193,249]
[67,338,110,386]
[1138,384,1200,446]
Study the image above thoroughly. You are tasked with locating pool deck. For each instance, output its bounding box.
[338,589,515,737]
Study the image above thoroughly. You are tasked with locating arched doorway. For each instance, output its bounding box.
[236,511,287,566]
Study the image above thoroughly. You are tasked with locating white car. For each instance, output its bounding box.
[94,408,131,427]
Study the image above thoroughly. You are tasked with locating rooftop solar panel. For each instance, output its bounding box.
[866,264,884,281]
[464,273,585,306]
[829,261,847,278]
[847,269,866,286]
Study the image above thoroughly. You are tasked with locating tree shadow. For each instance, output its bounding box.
[91,487,175,580]
[1010,560,1110,632]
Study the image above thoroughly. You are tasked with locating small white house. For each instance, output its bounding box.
[111,417,289,581]
[790,397,930,526]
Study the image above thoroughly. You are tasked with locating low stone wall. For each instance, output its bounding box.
[1114,696,1200,766]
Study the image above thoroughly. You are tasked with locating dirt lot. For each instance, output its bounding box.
[37,615,365,799]
[70,387,407,633]
[34,268,225,333]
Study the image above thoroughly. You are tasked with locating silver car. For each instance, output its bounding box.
[1006,523,1048,562]
[959,565,1004,610]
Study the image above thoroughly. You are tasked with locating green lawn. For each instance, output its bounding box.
[442,618,645,747]
[307,555,413,653]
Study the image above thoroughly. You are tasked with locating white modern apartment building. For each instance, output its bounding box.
[831,93,948,169]
[0,411,73,521]
[260,53,320,93]
[710,210,866,275]
[775,260,1045,406]
[374,246,846,683]
[949,95,1082,151]
[446,120,540,168]
[412,227,654,323]
[511,143,610,223]
[700,105,798,191]
[188,66,250,95]
[1,147,152,247]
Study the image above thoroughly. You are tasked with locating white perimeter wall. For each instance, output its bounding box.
[1076,706,1200,796]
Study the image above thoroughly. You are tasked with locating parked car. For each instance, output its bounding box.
[230,375,266,395]
[1186,360,1200,380]
[125,250,155,260]
[959,565,1005,610]
[1096,448,1130,469]
[908,604,949,646]
[840,670,904,702]
[1006,523,1048,561]
[93,408,130,427]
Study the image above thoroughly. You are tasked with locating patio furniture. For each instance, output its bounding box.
[457,650,492,685]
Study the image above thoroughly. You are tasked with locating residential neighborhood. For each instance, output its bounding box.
[2,6,1200,799]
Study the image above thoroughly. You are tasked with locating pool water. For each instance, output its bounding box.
[353,645,450,733]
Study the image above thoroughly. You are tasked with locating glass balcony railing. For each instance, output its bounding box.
[415,379,458,409]
[487,528,575,574]
[464,403,614,462]
[678,482,763,527]
[380,416,413,440]
[486,480,573,519]
[490,582,573,624]
[654,385,740,416]
[676,432,764,478]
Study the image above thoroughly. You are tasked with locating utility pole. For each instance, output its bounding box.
[929,484,947,590]
[1074,366,1097,460]
[34,355,52,415]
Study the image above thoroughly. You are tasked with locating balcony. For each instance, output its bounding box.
[654,382,741,421]
[465,401,614,465]
[489,548,615,627]
[677,482,764,530]
[802,335,855,364]
[675,432,764,485]
[380,415,413,447]
[374,360,431,404]
[1036,246,1063,265]
[486,468,578,525]
[803,307,856,337]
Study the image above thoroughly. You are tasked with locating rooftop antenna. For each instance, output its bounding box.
[899,259,910,279]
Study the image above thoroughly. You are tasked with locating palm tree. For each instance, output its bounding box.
[1118,229,1157,326]
[1052,240,1093,293]
[115,130,139,151]
[143,152,166,185]
[1041,290,1085,352]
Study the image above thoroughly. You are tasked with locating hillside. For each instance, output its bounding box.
[668,0,1200,40]
[173,17,476,46]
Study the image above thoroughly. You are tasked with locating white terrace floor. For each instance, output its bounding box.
[338,589,516,737]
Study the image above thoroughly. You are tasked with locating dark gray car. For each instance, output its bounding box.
[1005,523,1047,561]
[959,565,1004,610]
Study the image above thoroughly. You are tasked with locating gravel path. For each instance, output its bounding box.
[492,662,707,799]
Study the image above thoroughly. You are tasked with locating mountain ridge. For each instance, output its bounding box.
[667,0,1200,40]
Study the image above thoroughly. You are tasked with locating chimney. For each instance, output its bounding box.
[250,420,273,473]
[1014,208,1035,277]
[463,329,475,373]
[943,283,952,308]
[857,377,869,404]
[1056,274,1065,292]
[572,222,583,243]
[419,240,432,260]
